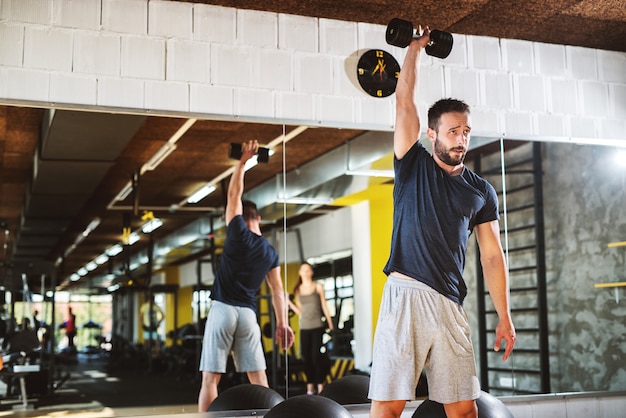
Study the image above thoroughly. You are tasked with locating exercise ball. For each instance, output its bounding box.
[208,383,284,412]
[265,394,352,418]
[412,390,513,418]
[320,374,371,405]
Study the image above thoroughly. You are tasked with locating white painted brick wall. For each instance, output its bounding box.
[600,118,625,140]
[468,36,501,70]
[102,0,147,35]
[317,95,354,124]
[189,84,233,115]
[536,113,566,137]
[0,67,49,102]
[580,80,609,118]
[1,0,51,24]
[276,91,315,121]
[419,66,445,108]
[468,108,502,136]
[445,34,468,68]
[145,80,188,112]
[166,39,209,82]
[355,97,394,128]
[505,112,534,137]
[0,0,624,143]
[238,9,277,48]
[535,43,566,77]
[569,116,598,139]
[549,79,578,115]
[257,48,292,91]
[97,77,144,108]
[516,74,547,113]
[234,88,275,119]
[0,24,24,66]
[357,22,389,52]
[295,53,333,95]
[483,72,513,109]
[319,18,357,56]
[336,54,363,98]
[50,72,96,105]
[502,39,534,74]
[567,46,598,80]
[74,32,120,76]
[445,68,480,106]
[279,14,317,52]
[24,27,73,72]
[193,4,235,44]
[148,0,192,39]
[53,0,100,30]
[610,84,626,120]
[121,36,165,80]
[598,50,626,83]
[211,44,253,87]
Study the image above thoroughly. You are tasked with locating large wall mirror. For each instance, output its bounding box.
[2,103,625,414]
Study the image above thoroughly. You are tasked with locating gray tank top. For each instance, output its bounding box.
[299,291,324,330]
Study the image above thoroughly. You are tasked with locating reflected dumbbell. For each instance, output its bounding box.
[229,143,270,163]
[386,17,453,59]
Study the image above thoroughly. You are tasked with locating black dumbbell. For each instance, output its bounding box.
[229,143,270,163]
[385,18,453,59]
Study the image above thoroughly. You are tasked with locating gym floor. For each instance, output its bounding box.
[0,352,200,417]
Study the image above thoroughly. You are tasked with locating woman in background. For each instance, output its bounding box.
[289,262,334,395]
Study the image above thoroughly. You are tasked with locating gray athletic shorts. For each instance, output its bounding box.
[199,300,266,373]
[368,275,480,404]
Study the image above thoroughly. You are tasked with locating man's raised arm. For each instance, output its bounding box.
[225,140,258,225]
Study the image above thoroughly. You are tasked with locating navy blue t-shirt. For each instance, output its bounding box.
[211,215,280,310]
[383,142,499,305]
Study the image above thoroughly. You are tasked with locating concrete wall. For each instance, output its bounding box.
[462,141,626,394]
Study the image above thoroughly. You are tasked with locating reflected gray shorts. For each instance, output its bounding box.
[368,275,480,404]
[199,300,266,373]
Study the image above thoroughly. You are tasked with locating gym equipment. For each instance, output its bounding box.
[319,374,371,405]
[386,18,453,59]
[411,390,514,418]
[207,383,284,412]
[265,394,352,418]
[229,142,270,163]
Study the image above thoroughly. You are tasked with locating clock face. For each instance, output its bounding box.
[357,49,401,98]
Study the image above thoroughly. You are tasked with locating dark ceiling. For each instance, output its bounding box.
[1,0,625,296]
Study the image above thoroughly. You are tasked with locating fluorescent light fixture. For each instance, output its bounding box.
[142,143,177,173]
[279,197,334,205]
[107,284,120,293]
[106,244,123,256]
[84,218,101,234]
[187,184,216,204]
[86,261,98,271]
[114,182,133,202]
[70,273,80,281]
[128,232,141,245]
[345,169,395,178]
[141,218,163,234]
[95,254,109,265]
[78,267,88,276]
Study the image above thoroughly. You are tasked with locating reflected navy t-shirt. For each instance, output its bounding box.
[211,215,279,310]
[383,142,499,305]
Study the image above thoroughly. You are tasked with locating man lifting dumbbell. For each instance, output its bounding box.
[368,21,516,418]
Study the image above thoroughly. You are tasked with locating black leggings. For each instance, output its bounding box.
[300,327,326,385]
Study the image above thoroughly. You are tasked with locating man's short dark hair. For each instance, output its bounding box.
[427,98,470,132]
[242,200,259,221]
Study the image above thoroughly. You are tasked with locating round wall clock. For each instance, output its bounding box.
[356,49,401,98]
